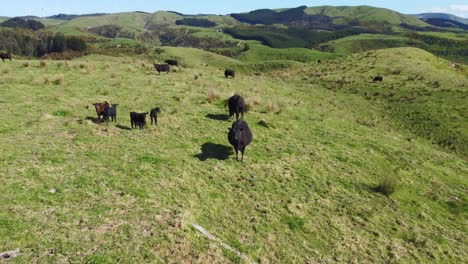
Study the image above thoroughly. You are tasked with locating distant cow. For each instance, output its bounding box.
[228,120,253,162]
[104,104,118,123]
[150,107,161,126]
[373,76,383,82]
[228,95,247,120]
[165,59,178,66]
[93,101,109,119]
[0,52,12,62]
[317,59,321,64]
[154,64,170,74]
[130,112,148,130]
[225,69,235,78]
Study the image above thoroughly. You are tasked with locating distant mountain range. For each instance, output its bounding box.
[413,13,468,25]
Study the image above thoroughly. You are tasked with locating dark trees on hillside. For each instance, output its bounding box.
[0,17,45,31]
[0,30,87,57]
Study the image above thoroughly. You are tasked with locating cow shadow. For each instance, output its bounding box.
[116,124,132,131]
[194,142,233,161]
[82,116,102,124]
[206,114,230,121]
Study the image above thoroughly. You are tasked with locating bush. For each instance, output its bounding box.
[376,174,399,196]
[175,18,216,28]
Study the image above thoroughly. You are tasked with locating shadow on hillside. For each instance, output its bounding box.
[194,142,233,161]
[206,114,230,121]
[116,124,132,130]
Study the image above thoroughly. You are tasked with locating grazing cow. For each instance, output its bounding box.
[0,52,12,62]
[93,101,109,119]
[228,120,253,161]
[150,107,161,126]
[130,112,148,130]
[225,69,235,78]
[104,104,118,123]
[228,95,247,120]
[165,59,178,66]
[373,76,383,82]
[154,64,170,74]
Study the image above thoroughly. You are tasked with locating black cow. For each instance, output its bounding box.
[93,101,109,119]
[154,64,170,74]
[228,120,253,162]
[130,112,148,130]
[317,59,321,64]
[165,59,178,66]
[150,107,161,125]
[373,76,383,82]
[104,104,118,123]
[228,95,247,120]
[0,52,12,62]
[225,69,235,78]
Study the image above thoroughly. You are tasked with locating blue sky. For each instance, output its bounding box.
[1,1,467,18]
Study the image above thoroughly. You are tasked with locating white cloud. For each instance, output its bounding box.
[425,4,468,18]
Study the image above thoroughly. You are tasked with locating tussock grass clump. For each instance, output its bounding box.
[376,174,399,196]
[2,68,11,74]
[39,61,48,68]
[245,97,261,111]
[283,216,305,231]
[44,75,65,85]
[266,101,280,113]
[78,62,95,73]
[207,89,221,103]
[22,62,30,68]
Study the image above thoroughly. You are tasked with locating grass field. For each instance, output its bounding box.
[0,47,466,263]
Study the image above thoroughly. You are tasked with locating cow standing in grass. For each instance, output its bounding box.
[165,59,178,66]
[228,95,247,121]
[373,76,383,82]
[228,120,253,162]
[154,64,170,74]
[0,52,12,62]
[104,104,118,123]
[150,107,161,125]
[130,112,148,130]
[225,69,235,78]
[93,101,109,120]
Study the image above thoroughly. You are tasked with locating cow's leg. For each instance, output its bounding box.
[155,116,158,125]
[240,147,246,162]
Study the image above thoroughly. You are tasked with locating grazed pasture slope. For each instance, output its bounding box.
[0,47,466,263]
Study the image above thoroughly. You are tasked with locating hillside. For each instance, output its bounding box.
[298,47,468,157]
[414,13,468,25]
[0,45,467,262]
[305,5,430,28]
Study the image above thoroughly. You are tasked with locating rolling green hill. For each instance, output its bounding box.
[0,46,466,263]
[298,47,468,157]
[305,5,430,28]
[57,12,150,33]
[319,34,414,54]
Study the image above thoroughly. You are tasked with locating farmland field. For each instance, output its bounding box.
[0,46,466,263]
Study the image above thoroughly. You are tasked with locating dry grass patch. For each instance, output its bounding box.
[207,89,221,103]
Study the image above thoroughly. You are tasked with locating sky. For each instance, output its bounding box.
[1,1,467,18]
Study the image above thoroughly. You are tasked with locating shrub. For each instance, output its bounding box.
[376,174,399,196]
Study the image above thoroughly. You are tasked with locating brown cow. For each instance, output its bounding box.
[93,101,109,120]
